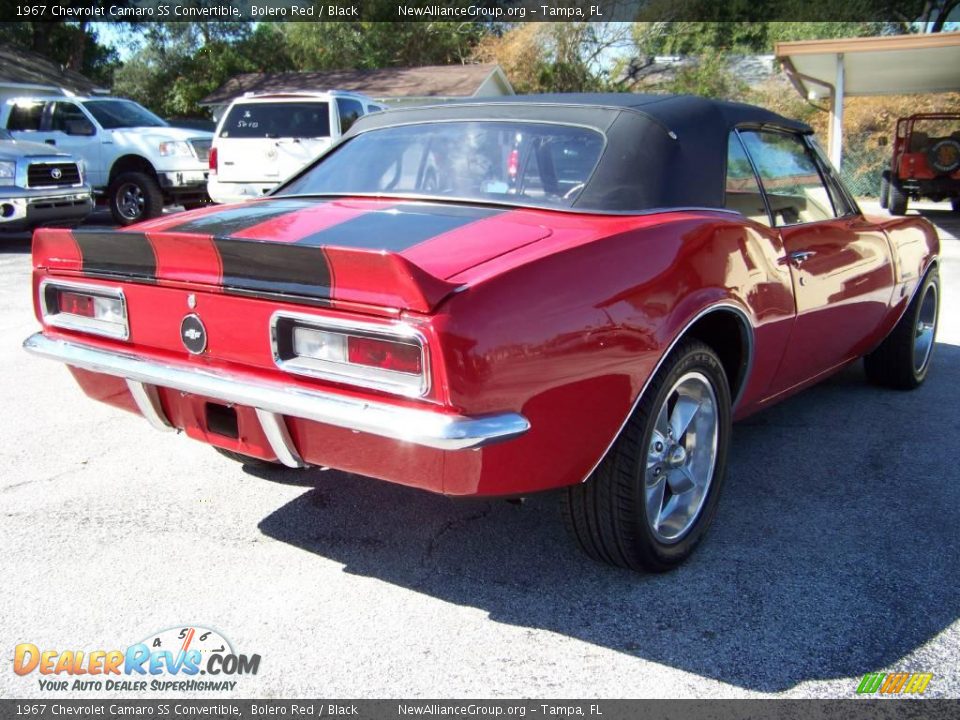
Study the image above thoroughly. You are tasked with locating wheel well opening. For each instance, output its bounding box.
[686,310,750,403]
[109,155,157,184]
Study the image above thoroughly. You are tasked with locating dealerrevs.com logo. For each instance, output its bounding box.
[13,626,261,692]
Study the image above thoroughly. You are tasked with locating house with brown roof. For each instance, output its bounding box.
[0,43,107,100]
[200,63,514,119]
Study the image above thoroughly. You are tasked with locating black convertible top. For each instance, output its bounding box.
[301,94,815,213]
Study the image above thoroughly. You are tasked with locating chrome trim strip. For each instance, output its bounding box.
[125,380,174,432]
[577,302,755,484]
[23,333,529,451]
[39,278,129,341]
[255,409,305,469]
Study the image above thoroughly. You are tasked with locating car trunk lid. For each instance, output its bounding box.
[33,197,552,313]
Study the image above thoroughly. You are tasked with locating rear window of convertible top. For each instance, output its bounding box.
[277,121,606,209]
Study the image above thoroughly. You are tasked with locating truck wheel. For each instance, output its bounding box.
[109,171,163,226]
[865,268,939,390]
[563,340,731,572]
[888,180,909,216]
[879,171,890,209]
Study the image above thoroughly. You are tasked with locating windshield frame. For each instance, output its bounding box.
[273,118,611,212]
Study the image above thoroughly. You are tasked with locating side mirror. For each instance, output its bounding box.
[877,136,888,148]
[65,120,95,137]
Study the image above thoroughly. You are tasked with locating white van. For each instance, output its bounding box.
[207,91,385,205]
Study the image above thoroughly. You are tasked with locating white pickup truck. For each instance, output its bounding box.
[0,95,212,225]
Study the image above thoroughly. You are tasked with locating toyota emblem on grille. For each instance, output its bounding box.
[50,168,62,180]
[180,314,207,354]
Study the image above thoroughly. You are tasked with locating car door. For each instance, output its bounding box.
[737,128,896,393]
[48,101,102,186]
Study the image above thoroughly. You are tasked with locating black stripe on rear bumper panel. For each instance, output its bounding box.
[168,199,323,237]
[74,231,157,281]
[294,203,505,251]
[214,238,332,300]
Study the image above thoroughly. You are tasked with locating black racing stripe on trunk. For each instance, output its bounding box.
[168,199,324,237]
[74,231,157,281]
[294,203,505,251]
[214,238,332,300]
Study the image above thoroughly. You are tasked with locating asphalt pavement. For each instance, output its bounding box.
[1,204,958,699]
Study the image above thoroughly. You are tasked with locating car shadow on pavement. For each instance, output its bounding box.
[258,344,958,692]
[0,234,31,253]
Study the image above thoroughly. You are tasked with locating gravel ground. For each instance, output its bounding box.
[0,204,957,699]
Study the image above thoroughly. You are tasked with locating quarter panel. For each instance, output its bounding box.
[433,214,795,493]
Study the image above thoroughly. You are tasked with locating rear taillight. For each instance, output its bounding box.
[58,291,96,318]
[209,146,218,174]
[273,313,427,397]
[41,280,128,340]
[347,335,422,374]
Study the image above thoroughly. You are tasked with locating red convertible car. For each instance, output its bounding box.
[24,95,940,571]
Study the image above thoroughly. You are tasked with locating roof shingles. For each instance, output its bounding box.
[200,64,508,105]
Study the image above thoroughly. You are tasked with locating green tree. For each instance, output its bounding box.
[0,21,120,86]
[280,21,486,70]
[112,23,294,118]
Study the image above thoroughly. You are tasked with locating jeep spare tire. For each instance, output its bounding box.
[109,171,164,226]
[929,139,960,175]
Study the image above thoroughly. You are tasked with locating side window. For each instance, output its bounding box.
[738,129,839,226]
[335,98,364,134]
[51,102,95,136]
[6,101,44,132]
[724,133,770,226]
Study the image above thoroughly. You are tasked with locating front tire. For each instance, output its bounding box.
[564,340,732,572]
[888,180,909,216]
[879,171,890,209]
[865,269,939,390]
[109,171,164,226]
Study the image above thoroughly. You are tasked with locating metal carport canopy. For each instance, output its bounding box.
[775,32,960,169]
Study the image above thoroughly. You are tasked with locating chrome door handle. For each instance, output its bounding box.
[787,250,816,266]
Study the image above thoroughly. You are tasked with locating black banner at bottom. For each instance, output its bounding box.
[1,700,958,720]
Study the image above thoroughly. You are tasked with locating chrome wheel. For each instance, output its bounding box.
[645,371,719,543]
[116,182,145,221]
[913,283,937,374]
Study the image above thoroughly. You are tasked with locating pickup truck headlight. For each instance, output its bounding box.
[157,141,193,158]
[0,160,15,186]
[40,280,128,340]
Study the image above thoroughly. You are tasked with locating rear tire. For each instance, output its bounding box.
[865,269,939,390]
[888,180,909,216]
[563,340,731,572]
[109,171,164,226]
[879,171,890,209]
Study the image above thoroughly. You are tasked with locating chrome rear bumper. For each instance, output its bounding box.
[23,333,531,456]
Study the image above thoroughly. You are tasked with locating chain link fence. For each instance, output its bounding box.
[839,130,887,200]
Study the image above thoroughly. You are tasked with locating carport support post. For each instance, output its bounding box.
[829,53,845,170]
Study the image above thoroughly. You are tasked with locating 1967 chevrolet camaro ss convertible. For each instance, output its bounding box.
[24,95,940,571]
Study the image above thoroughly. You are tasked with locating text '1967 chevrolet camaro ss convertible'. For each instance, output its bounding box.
[24,94,940,571]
